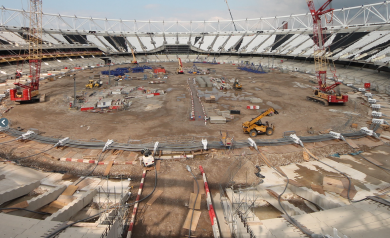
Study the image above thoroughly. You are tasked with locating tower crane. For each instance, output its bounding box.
[177,58,184,74]
[131,48,137,64]
[10,0,43,103]
[306,0,348,106]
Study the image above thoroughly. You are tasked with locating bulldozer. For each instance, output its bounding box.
[233,79,242,90]
[85,80,103,89]
[242,107,279,137]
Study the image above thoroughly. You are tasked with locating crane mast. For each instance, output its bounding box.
[306,0,348,106]
[29,0,42,92]
[10,0,42,102]
[307,0,333,91]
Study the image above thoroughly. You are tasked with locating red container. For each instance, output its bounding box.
[154,68,166,74]
[364,83,371,88]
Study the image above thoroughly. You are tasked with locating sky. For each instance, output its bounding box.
[0,0,381,22]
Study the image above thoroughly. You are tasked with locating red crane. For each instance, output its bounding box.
[177,58,184,74]
[10,0,43,103]
[306,0,348,106]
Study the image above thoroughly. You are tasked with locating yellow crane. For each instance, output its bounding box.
[242,108,279,137]
[131,48,137,64]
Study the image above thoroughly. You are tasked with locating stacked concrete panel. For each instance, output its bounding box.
[10,185,67,217]
[209,116,227,124]
[45,189,97,222]
[0,180,41,205]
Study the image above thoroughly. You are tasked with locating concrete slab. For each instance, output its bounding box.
[10,185,67,217]
[46,189,97,222]
[213,193,232,238]
[0,180,41,205]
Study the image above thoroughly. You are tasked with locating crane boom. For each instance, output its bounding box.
[244,108,278,127]
[177,58,184,74]
[131,48,137,64]
[242,108,279,137]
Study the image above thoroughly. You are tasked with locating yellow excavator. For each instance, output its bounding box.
[233,79,242,90]
[131,48,137,64]
[242,107,279,137]
[86,80,102,89]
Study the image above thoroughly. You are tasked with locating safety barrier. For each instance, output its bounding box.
[199,165,221,238]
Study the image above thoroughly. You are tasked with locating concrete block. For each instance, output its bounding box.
[46,189,97,222]
[10,185,67,217]
[210,116,226,124]
[250,98,263,103]
[0,180,40,205]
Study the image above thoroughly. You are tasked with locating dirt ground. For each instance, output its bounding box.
[0,62,375,237]
[0,131,385,237]
[1,62,370,143]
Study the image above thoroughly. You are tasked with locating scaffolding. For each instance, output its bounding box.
[97,176,131,238]
[218,155,262,238]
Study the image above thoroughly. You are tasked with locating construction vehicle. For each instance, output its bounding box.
[242,108,279,137]
[10,0,43,103]
[177,58,184,74]
[85,80,102,89]
[233,79,242,90]
[141,142,159,167]
[131,48,137,64]
[306,0,348,106]
[220,131,233,148]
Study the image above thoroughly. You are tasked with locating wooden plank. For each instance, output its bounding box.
[145,166,155,171]
[49,200,66,209]
[156,160,161,171]
[40,206,59,214]
[56,195,76,205]
[2,201,29,213]
[61,185,79,196]
[345,139,359,149]
[303,151,310,162]
[103,161,114,176]
[311,184,325,195]
[76,178,94,189]
[266,189,285,201]
[146,189,163,206]
[194,180,205,194]
[183,210,201,231]
[188,193,201,210]
[82,155,98,159]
